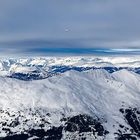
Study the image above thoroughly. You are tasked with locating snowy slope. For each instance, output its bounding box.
[0,69,140,139]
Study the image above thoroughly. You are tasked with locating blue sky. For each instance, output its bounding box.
[0,0,140,56]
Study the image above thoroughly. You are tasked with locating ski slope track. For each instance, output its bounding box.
[0,57,140,139]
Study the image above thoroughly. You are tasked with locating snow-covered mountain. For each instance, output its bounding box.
[0,56,140,81]
[0,59,140,139]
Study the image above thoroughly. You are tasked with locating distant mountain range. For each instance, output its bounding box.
[0,56,140,80]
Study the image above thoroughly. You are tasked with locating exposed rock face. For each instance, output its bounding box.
[0,111,108,140]
[116,107,140,140]
[64,114,108,137]
[1,108,140,140]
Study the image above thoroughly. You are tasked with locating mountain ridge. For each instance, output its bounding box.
[0,57,140,80]
[0,69,140,139]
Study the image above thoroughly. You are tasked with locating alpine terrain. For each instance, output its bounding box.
[0,56,140,140]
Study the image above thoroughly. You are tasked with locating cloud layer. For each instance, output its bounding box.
[0,0,140,56]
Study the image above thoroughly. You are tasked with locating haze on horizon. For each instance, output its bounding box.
[0,0,140,56]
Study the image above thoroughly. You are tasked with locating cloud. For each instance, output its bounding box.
[0,39,140,57]
[0,0,140,56]
[0,38,140,56]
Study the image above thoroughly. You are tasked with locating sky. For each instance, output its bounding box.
[0,0,140,56]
